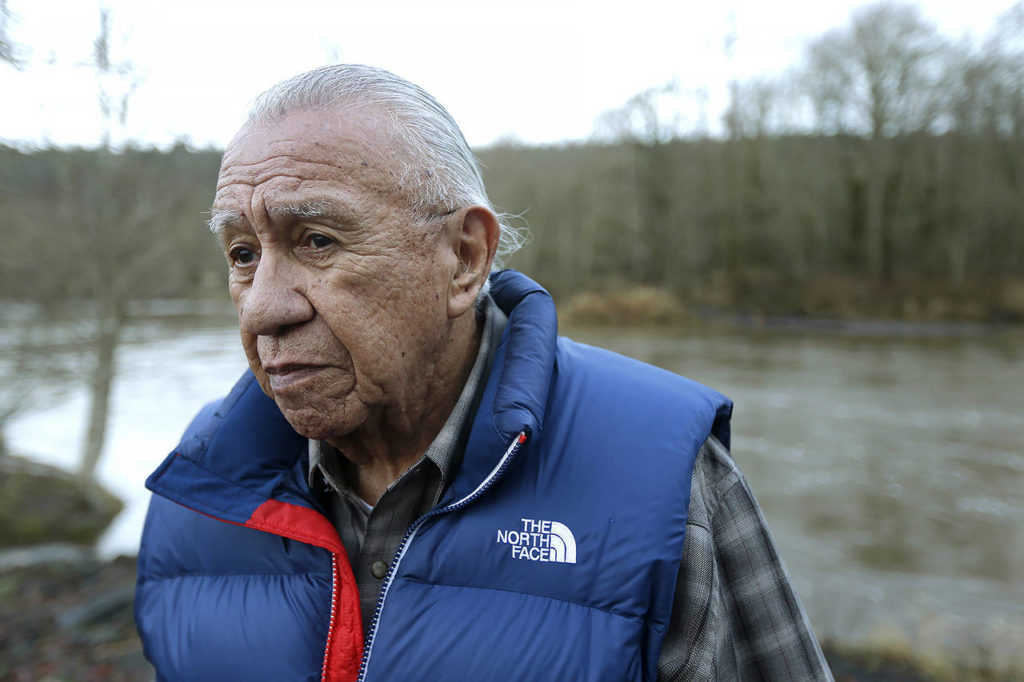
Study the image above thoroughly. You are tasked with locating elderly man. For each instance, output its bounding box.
[135,65,832,681]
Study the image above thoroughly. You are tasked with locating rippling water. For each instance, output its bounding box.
[569,324,1024,670]
[7,315,1023,668]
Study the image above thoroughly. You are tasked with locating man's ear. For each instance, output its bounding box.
[448,206,500,319]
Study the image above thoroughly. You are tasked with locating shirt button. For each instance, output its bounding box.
[371,560,389,579]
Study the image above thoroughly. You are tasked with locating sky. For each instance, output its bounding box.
[0,0,1018,149]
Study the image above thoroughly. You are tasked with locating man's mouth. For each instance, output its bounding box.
[263,363,328,391]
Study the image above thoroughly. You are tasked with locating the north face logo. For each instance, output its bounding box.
[495,518,577,564]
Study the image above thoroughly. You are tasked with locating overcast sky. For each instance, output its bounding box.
[0,0,1017,149]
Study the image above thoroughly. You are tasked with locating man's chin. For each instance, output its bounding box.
[275,401,359,443]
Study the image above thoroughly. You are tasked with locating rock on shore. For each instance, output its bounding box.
[0,454,122,547]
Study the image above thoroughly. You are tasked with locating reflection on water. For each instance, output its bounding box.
[571,325,1024,666]
[6,316,249,567]
[6,315,1024,665]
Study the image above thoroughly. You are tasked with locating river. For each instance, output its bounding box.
[6,312,1023,671]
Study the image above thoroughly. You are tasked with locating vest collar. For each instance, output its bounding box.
[444,270,558,502]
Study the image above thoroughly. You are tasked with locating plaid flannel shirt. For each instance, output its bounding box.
[661,435,833,680]
[311,300,833,681]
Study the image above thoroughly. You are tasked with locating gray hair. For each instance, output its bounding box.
[246,64,528,269]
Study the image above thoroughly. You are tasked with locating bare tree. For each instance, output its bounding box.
[69,7,161,484]
[0,0,22,67]
[803,2,946,138]
[981,2,1024,137]
[723,77,787,140]
[592,83,696,284]
[1,1,46,456]
[595,81,684,146]
[800,2,950,279]
[1,146,222,474]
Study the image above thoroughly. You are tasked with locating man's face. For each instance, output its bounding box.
[212,107,461,443]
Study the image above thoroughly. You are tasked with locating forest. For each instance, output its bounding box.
[2,2,1022,323]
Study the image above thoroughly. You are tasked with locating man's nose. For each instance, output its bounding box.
[238,254,314,336]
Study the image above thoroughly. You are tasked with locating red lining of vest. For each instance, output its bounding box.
[246,499,363,682]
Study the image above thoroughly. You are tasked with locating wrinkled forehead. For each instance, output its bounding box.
[224,104,399,174]
[215,104,416,211]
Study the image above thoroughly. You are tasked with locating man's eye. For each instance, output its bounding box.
[229,246,257,265]
[307,233,334,249]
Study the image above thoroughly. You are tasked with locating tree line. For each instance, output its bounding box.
[487,1,1024,319]
[481,131,1023,320]
[4,3,1018,321]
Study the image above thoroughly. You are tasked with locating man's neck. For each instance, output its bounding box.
[325,311,482,505]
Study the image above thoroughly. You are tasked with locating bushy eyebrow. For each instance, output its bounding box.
[267,198,361,227]
[207,208,245,237]
[207,198,360,238]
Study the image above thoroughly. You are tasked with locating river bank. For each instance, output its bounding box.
[0,554,149,681]
[557,283,1024,331]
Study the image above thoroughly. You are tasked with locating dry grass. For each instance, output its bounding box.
[821,618,1024,682]
[560,287,688,326]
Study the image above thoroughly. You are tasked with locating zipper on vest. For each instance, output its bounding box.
[320,552,340,682]
[356,432,527,682]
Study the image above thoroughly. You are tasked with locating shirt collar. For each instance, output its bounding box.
[308,295,508,495]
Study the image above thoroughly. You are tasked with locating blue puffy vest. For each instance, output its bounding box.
[135,271,732,681]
